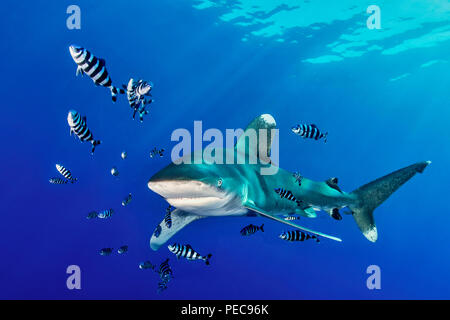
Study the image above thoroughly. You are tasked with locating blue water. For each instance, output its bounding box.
[1,1,449,299]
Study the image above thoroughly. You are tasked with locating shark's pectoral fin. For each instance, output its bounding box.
[150,209,205,251]
[244,203,342,242]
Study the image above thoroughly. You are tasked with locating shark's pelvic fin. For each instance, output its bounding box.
[244,203,342,242]
[235,114,276,161]
[349,161,431,242]
[150,209,205,251]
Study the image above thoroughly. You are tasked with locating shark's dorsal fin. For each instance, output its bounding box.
[235,114,277,160]
[244,203,342,242]
[150,209,205,251]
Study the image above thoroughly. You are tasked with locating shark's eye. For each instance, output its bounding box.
[217,179,223,187]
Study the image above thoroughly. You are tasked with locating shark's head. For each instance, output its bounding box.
[148,158,246,216]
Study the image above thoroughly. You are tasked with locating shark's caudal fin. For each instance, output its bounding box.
[349,161,431,242]
[150,209,205,251]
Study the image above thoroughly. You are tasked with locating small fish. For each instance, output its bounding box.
[153,224,162,238]
[139,261,155,270]
[97,209,114,219]
[240,224,264,236]
[164,206,173,228]
[69,45,125,102]
[56,164,77,183]
[117,245,128,254]
[157,258,173,282]
[292,124,327,143]
[86,211,98,219]
[121,151,127,160]
[284,216,301,221]
[274,188,303,206]
[279,230,320,243]
[100,248,113,256]
[111,167,119,177]
[122,193,132,206]
[150,147,164,158]
[123,78,153,122]
[293,172,302,186]
[67,110,101,154]
[168,243,212,265]
[49,177,68,184]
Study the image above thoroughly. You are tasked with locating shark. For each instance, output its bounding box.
[147,114,430,250]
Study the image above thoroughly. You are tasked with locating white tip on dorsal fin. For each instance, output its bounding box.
[235,114,277,160]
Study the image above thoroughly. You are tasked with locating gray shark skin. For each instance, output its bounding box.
[147,114,430,250]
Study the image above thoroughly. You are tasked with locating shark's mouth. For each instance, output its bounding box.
[148,180,246,216]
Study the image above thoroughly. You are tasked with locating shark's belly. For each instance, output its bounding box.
[166,194,247,217]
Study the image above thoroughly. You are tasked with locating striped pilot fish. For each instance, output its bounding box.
[67,110,101,154]
[139,261,155,270]
[100,248,113,256]
[284,216,301,221]
[240,223,264,236]
[97,209,114,219]
[157,258,173,282]
[123,78,153,121]
[291,124,328,143]
[55,164,77,183]
[69,45,124,102]
[49,177,68,185]
[168,243,212,265]
[164,206,173,229]
[117,245,128,254]
[122,193,132,206]
[279,230,320,243]
[274,188,303,206]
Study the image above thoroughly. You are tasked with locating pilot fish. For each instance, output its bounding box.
[56,164,77,183]
[168,243,212,265]
[49,177,68,185]
[284,216,301,221]
[97,209,114,219]
[292,124,327,143]
[274,188,303,206]
[279,230,320,243]
[164,206,173,229]
[117,245,128,254]
[122,193,132,206]
[69,45,124,102]
[139,261,155,270]
[67,110,101,154]
[123,78,153,122]
[240,224,264,236]
[100,248,113,256]
[150,147,164,158]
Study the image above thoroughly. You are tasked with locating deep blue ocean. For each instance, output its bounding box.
[1,1,449,299]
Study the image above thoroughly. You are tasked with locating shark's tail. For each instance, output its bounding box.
[349,161,431,242]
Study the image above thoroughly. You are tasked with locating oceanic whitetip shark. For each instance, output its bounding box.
[147,114,430,250]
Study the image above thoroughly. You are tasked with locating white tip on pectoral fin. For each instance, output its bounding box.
[363,226,378,242]
[150,209,205,251]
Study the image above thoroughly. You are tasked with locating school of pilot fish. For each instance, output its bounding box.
[49,44,334,294]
